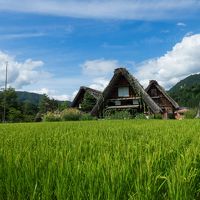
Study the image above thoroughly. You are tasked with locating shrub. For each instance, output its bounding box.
[104,110,132,120]
[7,108,23,122]
[34,112,43,122]
[135,113,147,119]
[149,114,162,119]
[61,108,82,121]
[185,108,197,119]
[42,109,94,122]
[23,115,35,122]
[168,113,175,119]
[80,113,96,121]
[43,111,61,122]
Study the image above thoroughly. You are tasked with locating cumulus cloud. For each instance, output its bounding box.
[89,77,109,91]
[185,31,193,37]
[0,0,199,20]
[135,34,200,89]
[68,58,118,99]
[0,51,49,89]
[82,58,119,76]
[31,88,71,101]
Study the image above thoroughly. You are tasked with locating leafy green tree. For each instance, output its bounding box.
[0,87,21,122]
[81,92,96,112]
[8,108,23,122]
[22,101,38,115]
[58,101,69,111]
[21,100,39,122]
[39,94,59,114]
[39,94,50,113]
[50,98,59,112]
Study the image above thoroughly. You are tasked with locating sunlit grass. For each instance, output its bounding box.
[0,120,200,199]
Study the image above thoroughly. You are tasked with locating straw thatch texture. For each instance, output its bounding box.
[145,80,179,110]
[91,68,162,116]
[71,86,102,108]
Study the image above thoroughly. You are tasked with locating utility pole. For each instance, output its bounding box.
[3,61,8,123]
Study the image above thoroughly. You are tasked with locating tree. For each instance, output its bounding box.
[39,94,59,114]
[81,92,96,112]
[8,108,22,122]
[21,100,39,122]
[58,101,69,111]
[39,94,50,113]
[0,87,21,122]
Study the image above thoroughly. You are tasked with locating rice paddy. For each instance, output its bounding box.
[1,120,200,199]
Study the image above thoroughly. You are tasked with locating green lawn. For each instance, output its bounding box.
[1,120,200,200]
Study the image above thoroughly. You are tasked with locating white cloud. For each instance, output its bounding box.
[24,76,89,101]
[82,58,119,76]
[31,88,50,95]
[0,0,199,20]
[0,52,113,101]
[185,31,193,37]
[70,59,117,100]
[177,22,186,27]
[71,90,78,100]
[89,77,109,91]
[0,32,46,40]
[0,51,49,89]
[31,88,71,101]
[135,34,200,89]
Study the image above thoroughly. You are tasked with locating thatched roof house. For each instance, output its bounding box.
[145,80,179,115]
[91,68,162,117]
[71,86,102,109]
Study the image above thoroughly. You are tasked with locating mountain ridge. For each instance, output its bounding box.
[169,73,200,108]
[16,91,71,106]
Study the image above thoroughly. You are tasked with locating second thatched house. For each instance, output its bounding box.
[145,80,179,118]
[71,86,102,112]
[91,68,162,117]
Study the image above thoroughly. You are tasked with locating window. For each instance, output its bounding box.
[115,100,121,106]
[133,99,139,105]
[118,87,129,97]
[151,89,157,97]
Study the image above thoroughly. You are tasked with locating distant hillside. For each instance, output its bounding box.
[169,74,200,108]
[16,91,43,105]
[16,91,71,106]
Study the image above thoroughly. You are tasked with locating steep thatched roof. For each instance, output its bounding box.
[91,68,162,116]
[145,80,179,109]
[71,86,102,107]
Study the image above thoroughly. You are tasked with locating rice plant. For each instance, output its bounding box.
[0,120,200,199]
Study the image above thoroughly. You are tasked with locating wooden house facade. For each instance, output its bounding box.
[145,80,179,118]
[91,68,162,117]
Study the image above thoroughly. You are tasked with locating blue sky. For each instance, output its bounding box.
[0,0,200,100]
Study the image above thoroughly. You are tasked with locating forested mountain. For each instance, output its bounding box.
[16,91,71,106]
[169,74,200,108]
[16,91,43,105]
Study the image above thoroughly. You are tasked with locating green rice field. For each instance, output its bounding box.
[1,120,200,200]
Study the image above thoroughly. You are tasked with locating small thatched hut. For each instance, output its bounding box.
[71,86,102,111]
[145,80,179,118]
[91,68,162,117]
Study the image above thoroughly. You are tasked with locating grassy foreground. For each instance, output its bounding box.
[1,120,200,200]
